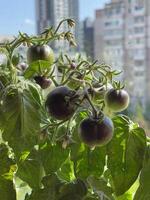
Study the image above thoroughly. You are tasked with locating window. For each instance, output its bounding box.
[104,20,120,27]
[105,9,113,17]
[134,49,145,57]
[134,16,144,23]
[135,38,144,44]
[105,22,112,26]
[135,60,144,66]
[128,8,131,13]
[135,5,143,10]
[116,8,121,14]
[105,39,122,46]
[135,71,144,76]
[134,27,144,34]
[104,29,123,36]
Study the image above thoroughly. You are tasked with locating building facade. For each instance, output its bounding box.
[83,18,94,60]
[94,0,150,105]
[35,0,80,51]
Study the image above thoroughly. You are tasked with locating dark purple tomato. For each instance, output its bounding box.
[27,44,55,65]
[34,76,51,89]
[105,89,129,112]
[79,116,114,147]
[45,86,77,120]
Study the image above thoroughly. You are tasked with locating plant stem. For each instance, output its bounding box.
[83,84,98,118]
[54,19,70,35]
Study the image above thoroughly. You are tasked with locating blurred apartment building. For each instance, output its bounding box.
[35,0,80,52]
[83,18,94,60]
[94,0,150,105]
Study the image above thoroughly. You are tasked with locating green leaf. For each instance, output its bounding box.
[134,145,150,200]
[71,143,106,179]
[0,177,16,200]
[57,158,75,182]
[24,60,52,79]
[115,178,139,200]
[107,115,146,196]
[58,179,87,199]
[16,158,44,189]
[116,192,132,200]
[25,174,63,200]
[1,83,42,155]
[87,176,114,200]
[39,143,70,175]
[0,144,16,200]
[0,144,14,176]
[25,175,86,200]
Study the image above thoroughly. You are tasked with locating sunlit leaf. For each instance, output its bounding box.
[107,115,146,196]
[39,143,70,175]
[71,143,106,179]
[134,145,150,200]
[1,83,42,155]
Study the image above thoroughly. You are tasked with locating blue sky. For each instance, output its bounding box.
[0,0,109,35]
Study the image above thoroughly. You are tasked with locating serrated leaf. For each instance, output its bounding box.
[40,143,70,175]
[1,83,42,155]
[71,143,106,179]
[134,145,150,200]
[107,115,146,196]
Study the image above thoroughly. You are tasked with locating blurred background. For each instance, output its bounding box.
[0,0,150,135]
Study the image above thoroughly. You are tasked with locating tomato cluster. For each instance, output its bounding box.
[27,44,130,147]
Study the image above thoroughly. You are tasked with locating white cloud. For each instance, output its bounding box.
[24,19,35,26]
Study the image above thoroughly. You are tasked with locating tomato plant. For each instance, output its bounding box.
[0,19,149,200]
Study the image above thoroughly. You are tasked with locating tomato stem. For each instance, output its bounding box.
[83,85,98,118]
